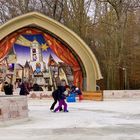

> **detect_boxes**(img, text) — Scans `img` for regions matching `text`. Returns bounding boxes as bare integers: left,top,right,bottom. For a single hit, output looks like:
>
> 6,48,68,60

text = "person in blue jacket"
71,85,83,101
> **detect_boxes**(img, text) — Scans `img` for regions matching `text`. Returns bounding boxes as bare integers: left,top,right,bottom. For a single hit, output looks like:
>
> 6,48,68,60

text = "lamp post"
122,68,127,89
120,67,127,89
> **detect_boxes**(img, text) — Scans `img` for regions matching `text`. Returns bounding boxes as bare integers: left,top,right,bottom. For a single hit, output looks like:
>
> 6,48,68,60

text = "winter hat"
75,87,79,90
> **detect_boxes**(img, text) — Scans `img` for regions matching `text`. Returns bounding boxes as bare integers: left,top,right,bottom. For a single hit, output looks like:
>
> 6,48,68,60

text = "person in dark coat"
19,81,30,95
71,85,76,93
3,82,13,95
50,86,66,111
32,83,40,91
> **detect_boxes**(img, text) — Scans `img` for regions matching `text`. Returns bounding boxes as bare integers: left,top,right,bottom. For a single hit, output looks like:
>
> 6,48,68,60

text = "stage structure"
0,12,102,91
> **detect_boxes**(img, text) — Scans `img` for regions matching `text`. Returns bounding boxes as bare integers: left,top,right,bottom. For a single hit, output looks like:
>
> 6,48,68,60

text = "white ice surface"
0,99,140,140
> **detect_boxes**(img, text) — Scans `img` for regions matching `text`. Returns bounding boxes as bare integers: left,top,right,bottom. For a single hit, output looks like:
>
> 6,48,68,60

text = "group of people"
0,80,39,96
50,84,83,113
0,80,29,96
0,79,83,113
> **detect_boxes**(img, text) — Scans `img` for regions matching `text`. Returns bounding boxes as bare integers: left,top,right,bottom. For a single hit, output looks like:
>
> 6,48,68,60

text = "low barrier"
29,91,52,99
103,90,140,99
82,91,103,101
29,91,104,101
0,95,28,125
0,91,52,99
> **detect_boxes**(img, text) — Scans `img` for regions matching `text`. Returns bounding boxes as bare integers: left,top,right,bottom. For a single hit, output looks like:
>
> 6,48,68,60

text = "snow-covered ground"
0,98,140,140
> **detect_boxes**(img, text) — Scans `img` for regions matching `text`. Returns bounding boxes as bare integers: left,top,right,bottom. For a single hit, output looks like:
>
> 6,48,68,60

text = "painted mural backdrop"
0,28,83,91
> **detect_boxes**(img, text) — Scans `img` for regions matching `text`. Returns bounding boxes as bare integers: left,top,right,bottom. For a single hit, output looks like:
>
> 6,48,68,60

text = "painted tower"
30,39,46,72
30,39,42,62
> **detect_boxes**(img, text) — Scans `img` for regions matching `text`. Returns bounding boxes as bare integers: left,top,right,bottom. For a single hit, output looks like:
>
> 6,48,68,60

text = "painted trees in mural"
0,28,82,91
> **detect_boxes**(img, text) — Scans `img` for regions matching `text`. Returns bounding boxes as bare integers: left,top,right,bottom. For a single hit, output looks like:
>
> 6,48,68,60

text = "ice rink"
0,98,140,140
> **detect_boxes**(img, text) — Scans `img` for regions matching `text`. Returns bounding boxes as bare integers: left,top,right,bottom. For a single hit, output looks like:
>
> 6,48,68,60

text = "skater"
70,85,76,93
54,85,70,112
50,86,66,111
71,85,83,101
75,87,83,101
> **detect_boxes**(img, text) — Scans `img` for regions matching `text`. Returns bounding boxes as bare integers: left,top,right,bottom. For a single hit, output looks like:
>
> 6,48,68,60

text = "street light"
120,67,127,89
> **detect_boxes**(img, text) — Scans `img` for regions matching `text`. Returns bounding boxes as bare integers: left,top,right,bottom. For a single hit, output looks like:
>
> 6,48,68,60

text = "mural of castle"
0,33,74,91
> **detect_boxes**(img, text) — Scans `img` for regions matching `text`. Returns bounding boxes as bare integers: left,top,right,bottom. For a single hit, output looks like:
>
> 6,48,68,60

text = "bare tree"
92,0,140,89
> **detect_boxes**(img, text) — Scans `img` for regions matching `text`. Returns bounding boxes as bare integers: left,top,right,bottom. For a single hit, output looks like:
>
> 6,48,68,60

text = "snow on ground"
0,98,140,140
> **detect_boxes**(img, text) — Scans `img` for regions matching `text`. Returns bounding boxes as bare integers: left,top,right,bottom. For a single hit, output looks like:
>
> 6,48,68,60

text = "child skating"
54,85,70,112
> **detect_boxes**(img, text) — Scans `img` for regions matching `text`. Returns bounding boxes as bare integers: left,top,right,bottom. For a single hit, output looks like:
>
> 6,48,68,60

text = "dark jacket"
4,84,13,95
19,82,29,95
52,86,66,100
75,89,82,95
58,86,67,100
33,83,40,91
59,92,67,100
71,85,76,92
52,89,60,100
